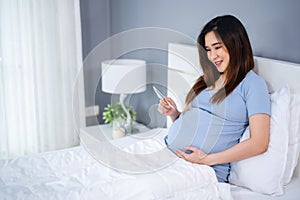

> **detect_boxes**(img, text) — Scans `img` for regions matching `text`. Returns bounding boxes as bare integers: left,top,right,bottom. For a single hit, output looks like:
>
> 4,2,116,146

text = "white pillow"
282,94,300,184
229,86,290,196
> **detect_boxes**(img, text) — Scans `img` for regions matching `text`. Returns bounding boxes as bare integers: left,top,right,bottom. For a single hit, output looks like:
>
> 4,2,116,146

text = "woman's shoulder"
241,70,266,86
244,70,263,81
239,70,268,95
234,70,268,95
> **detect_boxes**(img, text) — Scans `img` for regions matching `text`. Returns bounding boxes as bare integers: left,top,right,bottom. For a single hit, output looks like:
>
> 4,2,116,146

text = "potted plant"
102,102,136,138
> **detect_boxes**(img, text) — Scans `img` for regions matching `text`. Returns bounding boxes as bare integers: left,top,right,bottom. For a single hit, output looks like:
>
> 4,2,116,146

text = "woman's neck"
209,74,225,91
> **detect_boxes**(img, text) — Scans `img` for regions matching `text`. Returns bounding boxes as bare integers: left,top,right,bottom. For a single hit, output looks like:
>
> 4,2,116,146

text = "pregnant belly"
165,108,226,154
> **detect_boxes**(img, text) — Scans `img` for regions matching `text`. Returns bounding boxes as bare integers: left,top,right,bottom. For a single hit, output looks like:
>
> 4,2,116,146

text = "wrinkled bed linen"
0,128,232,200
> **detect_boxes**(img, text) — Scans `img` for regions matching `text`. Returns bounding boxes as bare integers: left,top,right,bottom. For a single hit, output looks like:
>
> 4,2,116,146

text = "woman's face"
204,31,230,73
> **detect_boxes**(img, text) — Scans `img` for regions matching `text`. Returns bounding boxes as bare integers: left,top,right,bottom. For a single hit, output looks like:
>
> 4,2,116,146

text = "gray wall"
80,0,111,126
110,0,300,63
80,0,110,59
81,0,300,126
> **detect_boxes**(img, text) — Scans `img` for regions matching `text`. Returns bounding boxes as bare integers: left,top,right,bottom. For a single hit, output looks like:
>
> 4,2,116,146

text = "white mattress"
0,128,232,200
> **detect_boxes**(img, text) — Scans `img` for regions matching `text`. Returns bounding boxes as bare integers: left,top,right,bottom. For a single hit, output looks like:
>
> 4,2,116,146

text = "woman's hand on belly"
175,146,208,165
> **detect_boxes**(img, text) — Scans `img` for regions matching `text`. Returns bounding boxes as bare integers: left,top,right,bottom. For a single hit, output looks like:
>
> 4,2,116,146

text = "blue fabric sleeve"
244,74,271,117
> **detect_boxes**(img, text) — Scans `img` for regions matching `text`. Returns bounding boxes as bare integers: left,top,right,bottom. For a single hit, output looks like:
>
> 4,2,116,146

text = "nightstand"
80,122,150,142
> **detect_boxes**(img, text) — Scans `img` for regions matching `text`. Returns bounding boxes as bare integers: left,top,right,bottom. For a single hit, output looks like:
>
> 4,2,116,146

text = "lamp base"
119,94,132,134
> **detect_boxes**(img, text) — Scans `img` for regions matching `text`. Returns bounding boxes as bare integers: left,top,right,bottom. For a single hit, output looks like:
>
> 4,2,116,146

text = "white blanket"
0,128,232,200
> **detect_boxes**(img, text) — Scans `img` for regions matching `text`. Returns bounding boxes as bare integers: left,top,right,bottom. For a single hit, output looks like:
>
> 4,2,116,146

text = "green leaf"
102,102,136,124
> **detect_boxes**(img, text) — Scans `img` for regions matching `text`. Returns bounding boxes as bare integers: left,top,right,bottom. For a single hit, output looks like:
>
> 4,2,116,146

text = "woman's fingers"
176,147,208,164
161,98,172,109
175,149,185,159
165,97,176,108
158,98,174,115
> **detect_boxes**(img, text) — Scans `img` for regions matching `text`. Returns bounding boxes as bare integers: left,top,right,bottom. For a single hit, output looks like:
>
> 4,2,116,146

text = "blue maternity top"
165,70,271,182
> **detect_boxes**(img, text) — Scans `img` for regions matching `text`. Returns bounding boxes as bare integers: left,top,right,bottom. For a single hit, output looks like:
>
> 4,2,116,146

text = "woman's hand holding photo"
158,97,181,121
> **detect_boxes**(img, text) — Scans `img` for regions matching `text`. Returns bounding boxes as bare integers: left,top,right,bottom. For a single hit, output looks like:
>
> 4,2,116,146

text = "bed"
1,43,300,200
0,128,232,200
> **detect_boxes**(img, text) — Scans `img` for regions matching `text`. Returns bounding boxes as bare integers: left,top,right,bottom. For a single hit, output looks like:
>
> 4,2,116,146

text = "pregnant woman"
158,15,271,183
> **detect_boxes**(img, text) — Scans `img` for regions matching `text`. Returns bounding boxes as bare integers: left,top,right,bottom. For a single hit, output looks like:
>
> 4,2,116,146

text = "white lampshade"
101,59,147,94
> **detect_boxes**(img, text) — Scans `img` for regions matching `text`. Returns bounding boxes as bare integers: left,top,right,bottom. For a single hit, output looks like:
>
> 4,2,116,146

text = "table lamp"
101,59,146,134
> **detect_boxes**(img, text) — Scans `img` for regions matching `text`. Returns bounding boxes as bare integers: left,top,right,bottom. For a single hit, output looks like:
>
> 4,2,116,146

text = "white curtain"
0,0,86,158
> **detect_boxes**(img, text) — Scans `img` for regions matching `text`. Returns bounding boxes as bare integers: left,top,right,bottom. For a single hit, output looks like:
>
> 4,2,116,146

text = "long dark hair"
186,15,254,104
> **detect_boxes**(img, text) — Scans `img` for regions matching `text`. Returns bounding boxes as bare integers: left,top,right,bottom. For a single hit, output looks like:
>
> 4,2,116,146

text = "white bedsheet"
230,177,300,200
0,128,232,200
